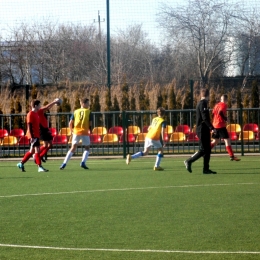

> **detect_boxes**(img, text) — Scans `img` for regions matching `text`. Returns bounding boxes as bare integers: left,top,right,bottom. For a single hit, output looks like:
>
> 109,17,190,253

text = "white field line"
0,243,260,254
0,183,257,199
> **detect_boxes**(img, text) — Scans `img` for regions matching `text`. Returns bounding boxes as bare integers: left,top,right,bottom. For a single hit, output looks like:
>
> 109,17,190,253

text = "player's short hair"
31,99,40,108
222,94,228,101
200,88,209,98
157,107,165,116
80,98,89,104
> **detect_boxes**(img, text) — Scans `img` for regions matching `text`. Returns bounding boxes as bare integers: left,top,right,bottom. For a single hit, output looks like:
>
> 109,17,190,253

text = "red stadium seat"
243,123,258,138
228,131,238,141
49,127,57,136
52,135,68,145
142,126,149,133
90,134,102,144
0,129,8,139
10,128,25,138
108,126,123,136
175,125,191,135
18,136,30,146
119,133,135,143
187,132,199,142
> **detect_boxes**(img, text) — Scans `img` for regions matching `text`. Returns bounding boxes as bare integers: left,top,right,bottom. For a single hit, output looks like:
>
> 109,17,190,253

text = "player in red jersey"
211,94,240,161
36,98,60,162
17,99,49,172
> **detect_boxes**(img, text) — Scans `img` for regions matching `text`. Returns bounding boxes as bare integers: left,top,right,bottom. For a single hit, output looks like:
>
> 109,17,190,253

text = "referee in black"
184,88,217,174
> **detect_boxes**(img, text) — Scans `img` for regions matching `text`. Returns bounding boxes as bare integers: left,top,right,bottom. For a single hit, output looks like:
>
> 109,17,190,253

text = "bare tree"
158,0,240,87
233,8,260,76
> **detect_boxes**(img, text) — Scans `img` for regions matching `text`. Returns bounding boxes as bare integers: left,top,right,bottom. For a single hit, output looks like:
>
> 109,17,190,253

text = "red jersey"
26,111,40,138
212,102,227,128
37,108,48,128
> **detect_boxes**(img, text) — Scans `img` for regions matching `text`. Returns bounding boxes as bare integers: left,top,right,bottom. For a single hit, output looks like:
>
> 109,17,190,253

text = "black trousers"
188,127,211,171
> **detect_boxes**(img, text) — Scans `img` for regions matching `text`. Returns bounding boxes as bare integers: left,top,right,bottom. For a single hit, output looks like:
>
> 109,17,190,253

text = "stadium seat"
92,126,107,136
127,125,140,135
187,132,199,142
163,132,169,142
142,126,149,133
228,131,238,141
59,127,71,136
49,127,57,136
243,123,258,138
90,134,102,144
226,124,241,135
1,136,18,146
169,132,186,143
256,131,260,140
135,133,147,143
102,133,118,144
52,135,68,145
18,136,30,146
175,125,191,135
0,129,8,139
239,131,255,142
10,128,25,139
164,125,174,135
119,133,136,143
108,126,123,136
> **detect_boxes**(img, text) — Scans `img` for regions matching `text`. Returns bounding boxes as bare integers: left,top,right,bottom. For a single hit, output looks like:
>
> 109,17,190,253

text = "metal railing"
0,108,260,158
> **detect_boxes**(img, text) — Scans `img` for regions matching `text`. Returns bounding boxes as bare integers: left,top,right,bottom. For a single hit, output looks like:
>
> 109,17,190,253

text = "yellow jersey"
146,117,166,140
72,108,91,135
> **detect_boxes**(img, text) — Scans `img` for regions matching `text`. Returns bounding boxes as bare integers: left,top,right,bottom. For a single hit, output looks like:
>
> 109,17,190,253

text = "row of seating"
1,123,259,146
1,123,258,138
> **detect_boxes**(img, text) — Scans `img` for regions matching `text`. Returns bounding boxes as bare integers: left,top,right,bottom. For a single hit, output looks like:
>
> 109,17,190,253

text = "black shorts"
213,127,229,139
40,126,53,141
30,138,40,147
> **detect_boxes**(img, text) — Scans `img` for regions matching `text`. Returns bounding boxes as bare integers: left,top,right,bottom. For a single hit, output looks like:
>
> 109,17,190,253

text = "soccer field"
0,156,260,260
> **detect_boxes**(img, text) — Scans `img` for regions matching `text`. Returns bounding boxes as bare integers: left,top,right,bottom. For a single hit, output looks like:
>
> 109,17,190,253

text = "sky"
0,0,259,45
0,0,172,44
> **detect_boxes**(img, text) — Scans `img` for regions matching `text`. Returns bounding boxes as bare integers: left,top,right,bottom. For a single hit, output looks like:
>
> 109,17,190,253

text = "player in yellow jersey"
60,98,92,170
126,107,166,171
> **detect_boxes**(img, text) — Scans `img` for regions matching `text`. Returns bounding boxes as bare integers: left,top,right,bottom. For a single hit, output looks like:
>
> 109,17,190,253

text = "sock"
40,146,50,158
155,153,163,167
131,151,144,159
82,150,89,163
63,151,73,164
34,152,41,166
226,145,234,157
39,146,45,154
21,151,33,164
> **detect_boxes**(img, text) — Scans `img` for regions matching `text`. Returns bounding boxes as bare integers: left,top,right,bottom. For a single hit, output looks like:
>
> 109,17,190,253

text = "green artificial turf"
0,155,260,260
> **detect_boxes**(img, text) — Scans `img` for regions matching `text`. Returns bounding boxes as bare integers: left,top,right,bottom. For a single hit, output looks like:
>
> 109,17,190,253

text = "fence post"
239,106,244,156
122,111,127,158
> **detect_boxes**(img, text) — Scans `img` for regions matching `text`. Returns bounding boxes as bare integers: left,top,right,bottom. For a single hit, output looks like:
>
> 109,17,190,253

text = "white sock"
63,151,73,164
82,150,89,163
155,154,163,167
132,151,143,159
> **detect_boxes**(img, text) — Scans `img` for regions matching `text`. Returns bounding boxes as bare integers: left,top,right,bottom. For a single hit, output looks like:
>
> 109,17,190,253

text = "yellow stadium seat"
135,133,147,143
169,132,186,143
127,126,140,135
1,136,18,146
239,131,255,141
164,125,174,135
102,134,118,144
59,127,71,136
226,124,241,134
92,127,107,136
